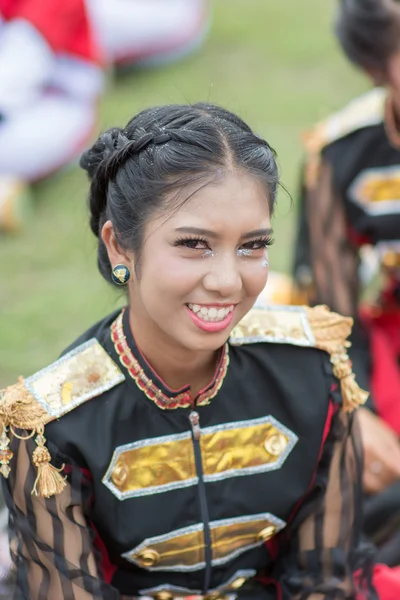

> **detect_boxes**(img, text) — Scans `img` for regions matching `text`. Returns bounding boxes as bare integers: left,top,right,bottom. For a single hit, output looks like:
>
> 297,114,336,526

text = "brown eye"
175,237,210,250
241,238,273,251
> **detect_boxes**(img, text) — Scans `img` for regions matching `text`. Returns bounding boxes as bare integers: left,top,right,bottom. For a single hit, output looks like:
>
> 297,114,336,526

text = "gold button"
136,548,160,567
154,592,173,600
264,433,287,456
111,460,128,488
230,577,247,590
257,525,276,542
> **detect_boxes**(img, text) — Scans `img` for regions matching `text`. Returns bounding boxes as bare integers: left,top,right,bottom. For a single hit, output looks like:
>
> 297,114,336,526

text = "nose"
202,253,242,297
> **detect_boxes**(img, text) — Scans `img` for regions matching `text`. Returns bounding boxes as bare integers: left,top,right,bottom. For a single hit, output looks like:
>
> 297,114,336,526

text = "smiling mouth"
187,303,235,323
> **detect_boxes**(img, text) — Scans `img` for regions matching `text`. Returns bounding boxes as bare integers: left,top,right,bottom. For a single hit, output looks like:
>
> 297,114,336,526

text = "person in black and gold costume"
0,104,374,599
293,0,400,570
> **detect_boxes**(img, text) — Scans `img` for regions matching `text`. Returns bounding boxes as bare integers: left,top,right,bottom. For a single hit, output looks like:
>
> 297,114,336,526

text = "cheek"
241,259,269,297
141,251,204,296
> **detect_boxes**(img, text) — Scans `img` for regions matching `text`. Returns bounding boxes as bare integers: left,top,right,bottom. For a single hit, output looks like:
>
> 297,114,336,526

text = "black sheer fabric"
293,161,360,318
277,409,375,599
293,162,373,409
2,435,119,600
2,408,374,600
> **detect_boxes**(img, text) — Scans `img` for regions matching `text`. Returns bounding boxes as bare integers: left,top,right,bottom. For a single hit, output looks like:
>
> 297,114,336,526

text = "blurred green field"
0,0,367,386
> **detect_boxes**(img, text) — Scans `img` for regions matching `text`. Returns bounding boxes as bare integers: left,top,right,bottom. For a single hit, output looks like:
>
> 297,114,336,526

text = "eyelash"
174,236,274,251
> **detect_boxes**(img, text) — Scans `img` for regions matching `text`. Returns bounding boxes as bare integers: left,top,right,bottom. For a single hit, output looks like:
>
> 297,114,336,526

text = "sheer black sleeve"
293,160,360,318
275,408,376,599
2,434,121,600
293,161,374,408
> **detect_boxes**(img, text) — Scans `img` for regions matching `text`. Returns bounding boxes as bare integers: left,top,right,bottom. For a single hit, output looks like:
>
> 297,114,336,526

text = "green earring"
111,264,131,286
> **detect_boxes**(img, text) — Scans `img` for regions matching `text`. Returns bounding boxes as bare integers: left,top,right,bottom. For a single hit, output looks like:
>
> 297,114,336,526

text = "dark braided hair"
80,103,279,285
335,0,400,72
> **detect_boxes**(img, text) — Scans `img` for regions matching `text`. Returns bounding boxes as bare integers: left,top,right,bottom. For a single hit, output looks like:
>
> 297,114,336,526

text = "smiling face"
104,170,272,354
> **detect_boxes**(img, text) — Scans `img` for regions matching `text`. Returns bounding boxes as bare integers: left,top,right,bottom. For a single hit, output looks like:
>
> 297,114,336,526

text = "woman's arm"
294,159,360,317
2,434,120,600
275,408,377,599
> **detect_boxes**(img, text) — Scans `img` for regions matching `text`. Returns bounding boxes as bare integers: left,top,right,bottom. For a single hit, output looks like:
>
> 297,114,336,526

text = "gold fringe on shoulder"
231,305,369,413
303,88,386,189
305,306,369,412
0,378,66,498
0,338,124,497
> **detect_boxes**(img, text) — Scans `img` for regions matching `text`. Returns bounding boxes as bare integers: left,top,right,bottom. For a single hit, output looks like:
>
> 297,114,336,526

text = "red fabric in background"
0,0,101,61
370,564,400,600
361,307,400,435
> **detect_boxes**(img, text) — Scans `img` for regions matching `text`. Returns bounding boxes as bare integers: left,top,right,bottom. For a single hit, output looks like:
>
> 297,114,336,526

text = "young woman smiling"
0,103,373,599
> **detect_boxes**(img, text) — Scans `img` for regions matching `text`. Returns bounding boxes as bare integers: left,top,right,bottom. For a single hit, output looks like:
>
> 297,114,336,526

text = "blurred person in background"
292,0,400,569
86,0,209,69
0,0,210,234
0,0,104,232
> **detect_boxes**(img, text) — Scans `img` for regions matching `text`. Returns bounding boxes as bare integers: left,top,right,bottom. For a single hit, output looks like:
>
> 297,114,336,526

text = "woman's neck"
128,309,219,397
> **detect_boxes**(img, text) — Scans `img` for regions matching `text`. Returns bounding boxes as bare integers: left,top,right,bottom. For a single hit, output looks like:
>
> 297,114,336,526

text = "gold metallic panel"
210,516,279,564
200,418,296,481
104,433,197,499
24,339,125,418
349,167,400,207
123,513,285,571
125,525,205,570
103,417,297,499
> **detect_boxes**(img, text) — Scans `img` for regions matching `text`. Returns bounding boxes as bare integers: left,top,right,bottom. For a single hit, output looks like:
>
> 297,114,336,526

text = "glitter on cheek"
237,248,253,257
262,250,269,268
202,249,216,258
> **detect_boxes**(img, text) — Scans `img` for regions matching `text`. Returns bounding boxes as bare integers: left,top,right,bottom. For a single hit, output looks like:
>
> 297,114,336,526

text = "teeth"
187,304,234,322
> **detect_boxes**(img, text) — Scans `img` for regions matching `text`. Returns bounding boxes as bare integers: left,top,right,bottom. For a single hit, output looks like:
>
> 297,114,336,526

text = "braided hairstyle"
335,0,400,71
80,103,279,285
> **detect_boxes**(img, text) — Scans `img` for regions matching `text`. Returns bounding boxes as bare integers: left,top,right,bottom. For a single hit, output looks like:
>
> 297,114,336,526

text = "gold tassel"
340,374,370,413
330,348,369,412
31,428,66,498
0,426,13,478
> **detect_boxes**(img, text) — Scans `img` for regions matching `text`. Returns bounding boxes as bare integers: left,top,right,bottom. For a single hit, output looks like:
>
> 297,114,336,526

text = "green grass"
0,0,368,386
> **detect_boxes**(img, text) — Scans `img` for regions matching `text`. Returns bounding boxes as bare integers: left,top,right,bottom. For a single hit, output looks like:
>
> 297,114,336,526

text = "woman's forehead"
157,171,270,229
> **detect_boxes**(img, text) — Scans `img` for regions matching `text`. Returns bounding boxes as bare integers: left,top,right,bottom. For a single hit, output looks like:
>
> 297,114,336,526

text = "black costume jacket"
0,306,373,599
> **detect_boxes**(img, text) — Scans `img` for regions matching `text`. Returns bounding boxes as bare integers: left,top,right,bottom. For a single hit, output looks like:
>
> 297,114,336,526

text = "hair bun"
79,127,123,179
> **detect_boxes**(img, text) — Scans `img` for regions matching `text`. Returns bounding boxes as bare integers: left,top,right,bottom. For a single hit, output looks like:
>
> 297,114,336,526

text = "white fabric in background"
0,94,96,180
86,0,206,63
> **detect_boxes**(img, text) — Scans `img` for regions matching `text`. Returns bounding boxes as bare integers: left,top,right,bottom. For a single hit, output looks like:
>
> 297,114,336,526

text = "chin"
183,330,232,353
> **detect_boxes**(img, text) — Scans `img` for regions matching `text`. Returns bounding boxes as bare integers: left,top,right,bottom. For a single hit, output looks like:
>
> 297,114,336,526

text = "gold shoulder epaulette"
0,339,124,498
304,87,386,188
230,305,369,413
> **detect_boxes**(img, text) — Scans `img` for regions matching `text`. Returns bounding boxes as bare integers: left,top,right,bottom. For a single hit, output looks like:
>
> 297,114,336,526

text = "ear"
101,220,133,269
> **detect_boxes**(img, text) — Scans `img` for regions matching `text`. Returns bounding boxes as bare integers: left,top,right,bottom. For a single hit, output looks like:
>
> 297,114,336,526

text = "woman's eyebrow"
174,227,273,239
241,228,273,240
174,226,219,238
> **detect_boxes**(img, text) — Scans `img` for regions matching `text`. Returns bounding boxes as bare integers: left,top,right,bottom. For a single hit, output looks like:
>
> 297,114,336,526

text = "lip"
185,305,235,333
188,302,236,307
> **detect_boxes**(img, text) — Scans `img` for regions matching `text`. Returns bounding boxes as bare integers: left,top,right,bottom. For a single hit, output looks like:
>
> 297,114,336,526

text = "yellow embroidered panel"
122,513,286,571
230,306,314,347
103,416,297,500
23,339,125,418
349,166,400,215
